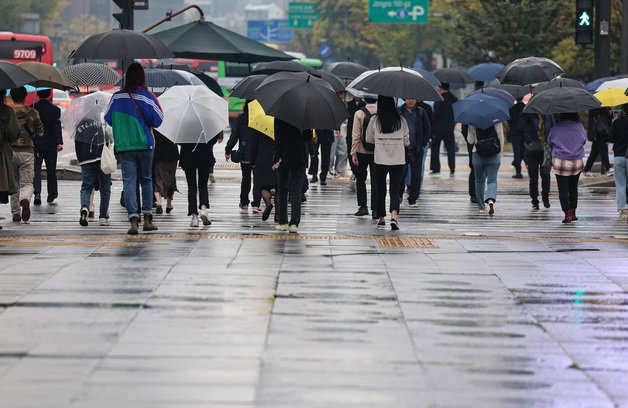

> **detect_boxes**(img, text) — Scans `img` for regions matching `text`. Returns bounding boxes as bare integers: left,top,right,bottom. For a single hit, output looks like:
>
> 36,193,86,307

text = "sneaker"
89,204,95,218
46,195,57,203
289,224,298,233
583,172,591,177
390,218,399,230
310,175,318,183
408,200,417,207
252,207,262,214
166,206,174,214
320,180,327,185
429,171,440,175
377,220,385,229
354,206,369,216
79,208,89,226
99,218,110,226
620,209,628,220
33,194,41,206
449,172,455,177
262,204,273,221
478,208,485,213
239,203,248,211
12,213,21,222
155,205,163,214
488,200,495,215
200,210,211,225
20,199,30,222
470,196,477,203
532,202,540,210
543,198,551,209
209,174,216,183
276,224,289,231
512,173,523,179
349,174,356,181
190,214,199,227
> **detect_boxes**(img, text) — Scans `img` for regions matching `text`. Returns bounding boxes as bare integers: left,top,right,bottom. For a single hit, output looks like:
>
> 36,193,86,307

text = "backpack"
360,107,375,152
475,126,501,157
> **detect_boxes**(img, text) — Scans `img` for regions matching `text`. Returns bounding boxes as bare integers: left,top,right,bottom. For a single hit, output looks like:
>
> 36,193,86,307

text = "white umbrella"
595,78,628,92
346,67,428,99
156,85,228,144
61,91,113,144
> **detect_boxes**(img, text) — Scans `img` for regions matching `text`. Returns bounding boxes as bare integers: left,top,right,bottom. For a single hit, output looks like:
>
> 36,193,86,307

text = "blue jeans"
614,156,628,211
419,145,429,192
119,150,154,219
473,152,500,209
80,161,111,219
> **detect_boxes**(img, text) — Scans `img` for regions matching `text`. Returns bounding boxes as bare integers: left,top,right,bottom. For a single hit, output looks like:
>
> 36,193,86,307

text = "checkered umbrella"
62,63,121,86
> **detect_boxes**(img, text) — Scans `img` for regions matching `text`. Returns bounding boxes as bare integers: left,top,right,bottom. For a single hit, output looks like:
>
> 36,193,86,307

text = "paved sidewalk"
0,156,627,407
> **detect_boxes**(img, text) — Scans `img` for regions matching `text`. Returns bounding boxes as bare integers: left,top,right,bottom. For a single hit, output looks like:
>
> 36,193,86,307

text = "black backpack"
475,126,501,157
360,107,375,152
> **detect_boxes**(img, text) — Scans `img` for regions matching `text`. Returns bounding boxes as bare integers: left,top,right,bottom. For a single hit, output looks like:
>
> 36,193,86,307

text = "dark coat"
249,130,277,188
33,99,62,153
179,139,216,170
273,119,309,169
433,91,458,133
225,111,252,163
398,104,431,152
153,130,179,162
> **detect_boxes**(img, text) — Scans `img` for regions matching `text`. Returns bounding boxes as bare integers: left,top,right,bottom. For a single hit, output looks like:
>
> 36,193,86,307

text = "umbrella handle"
191,130,205,152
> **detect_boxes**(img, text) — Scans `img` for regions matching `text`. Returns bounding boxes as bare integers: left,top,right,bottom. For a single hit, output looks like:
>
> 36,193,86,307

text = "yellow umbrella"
248,99,275,140
593,88,628,107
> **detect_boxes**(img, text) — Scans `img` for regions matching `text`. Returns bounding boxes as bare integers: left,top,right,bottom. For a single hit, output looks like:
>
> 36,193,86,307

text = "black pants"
555,173,580,213
583,139,610,173
184,165,210,215
346,134,357,174
467,142,475,198
240,163,261,207
308,139,333,181
34,150,58,198
510,131,525,174
526,150,550,204
355,152,377,211
375,164,403,218
430,130,455,173
400,150,423,202
277,166,306,226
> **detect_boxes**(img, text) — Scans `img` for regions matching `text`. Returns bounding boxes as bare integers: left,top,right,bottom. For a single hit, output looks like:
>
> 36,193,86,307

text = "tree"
0,0,59,31
60,15,112,64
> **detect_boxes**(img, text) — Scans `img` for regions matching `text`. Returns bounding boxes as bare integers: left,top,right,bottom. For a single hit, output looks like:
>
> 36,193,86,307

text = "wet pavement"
1,151,627,407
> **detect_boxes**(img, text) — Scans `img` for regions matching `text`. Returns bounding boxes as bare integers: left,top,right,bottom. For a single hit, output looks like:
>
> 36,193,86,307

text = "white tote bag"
100,143,116,174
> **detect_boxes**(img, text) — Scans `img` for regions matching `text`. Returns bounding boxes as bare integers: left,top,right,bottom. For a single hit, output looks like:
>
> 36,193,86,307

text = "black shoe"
532,202,540,210
543,198,550,209
310,176,318,183
301,195,307,202
470,196,477,203
429,170,440,175
79,208,88,226
354,206,369,216
46,195,57,203
377,220,385,229
120,191,125,207
320,180,327,185
33,194,41,206
512,174,523,179
155,205,163,214
166,206,173,214
390,218,399,230
262,204,273,221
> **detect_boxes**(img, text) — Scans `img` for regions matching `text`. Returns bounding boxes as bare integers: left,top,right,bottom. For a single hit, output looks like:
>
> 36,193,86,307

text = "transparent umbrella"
61,91,113,145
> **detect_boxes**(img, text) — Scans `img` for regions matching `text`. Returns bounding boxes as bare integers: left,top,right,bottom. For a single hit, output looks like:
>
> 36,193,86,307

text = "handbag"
230,149,242,163
100,143,116,174
524,137,543,153
405,147,415,164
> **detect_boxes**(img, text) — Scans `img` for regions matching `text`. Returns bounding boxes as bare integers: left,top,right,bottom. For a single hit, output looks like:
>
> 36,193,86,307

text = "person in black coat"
508,99,526,178
430,83,458,176
346,96,366,176
307,128,334,184
583,107,613,175
249,129,278,222
33,89,62,205
399,99,431,205
153,130,179,214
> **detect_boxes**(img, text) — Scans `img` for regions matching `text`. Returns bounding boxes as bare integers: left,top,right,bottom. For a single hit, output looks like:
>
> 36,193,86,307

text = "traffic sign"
368,0,429,24
319,45,331,57
289,2,320,29
247,20,293,43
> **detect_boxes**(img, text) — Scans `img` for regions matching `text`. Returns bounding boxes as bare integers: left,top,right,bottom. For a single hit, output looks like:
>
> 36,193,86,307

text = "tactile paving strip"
376,236,439,248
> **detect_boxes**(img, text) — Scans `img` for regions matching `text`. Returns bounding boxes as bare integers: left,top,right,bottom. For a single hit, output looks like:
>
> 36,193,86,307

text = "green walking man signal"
575,0,593,45
578,10,591,27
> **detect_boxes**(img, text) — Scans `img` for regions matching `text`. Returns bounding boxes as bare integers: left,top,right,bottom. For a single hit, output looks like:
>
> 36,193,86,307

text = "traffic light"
575,0,594,45
113,0,134,30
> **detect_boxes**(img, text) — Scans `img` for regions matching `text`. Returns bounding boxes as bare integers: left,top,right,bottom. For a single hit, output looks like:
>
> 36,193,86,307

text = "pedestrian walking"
104,62,163,235
547,112,587,223
307,128,334,185
508,98,526,178
33,89,62,205
208,134,222,184
522,113,555,209
430,83,458,176
398,98,431,205
248,128,278,222
365,95,410,230
608,104,628,220
152,129,178,215
9,86,44,224
346,95,366,178
179,139,215,227
583,107,612,176
0,92,21,228
467,123,504,214
330,121,348,177
351,97,378,217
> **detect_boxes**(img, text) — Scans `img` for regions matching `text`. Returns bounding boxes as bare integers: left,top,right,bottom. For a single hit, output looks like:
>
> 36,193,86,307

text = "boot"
128,216,139,235
571,209,578,221
562,209,572,224
143,214,158,231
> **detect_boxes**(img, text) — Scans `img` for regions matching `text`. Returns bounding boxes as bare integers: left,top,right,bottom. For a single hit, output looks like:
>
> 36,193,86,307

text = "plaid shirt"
552,157,584,176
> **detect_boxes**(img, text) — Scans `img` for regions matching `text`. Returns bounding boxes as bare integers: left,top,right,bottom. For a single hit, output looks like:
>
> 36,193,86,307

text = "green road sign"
289,2,320,29
369,0,429,24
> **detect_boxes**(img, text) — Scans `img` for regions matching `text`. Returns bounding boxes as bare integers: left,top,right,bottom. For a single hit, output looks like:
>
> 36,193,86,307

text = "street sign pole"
595,0,611,78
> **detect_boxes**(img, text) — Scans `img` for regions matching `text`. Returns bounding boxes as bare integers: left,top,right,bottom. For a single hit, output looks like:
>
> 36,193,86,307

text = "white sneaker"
190,214,199,227
620,209,628,221
200,209,211,225
99,218,110,226
289,224,298,233
276,224,289,231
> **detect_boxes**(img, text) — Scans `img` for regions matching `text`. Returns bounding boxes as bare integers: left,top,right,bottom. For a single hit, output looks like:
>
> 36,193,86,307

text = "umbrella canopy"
156,85,228,144
532,78,584,94
150,20,293,63
594,89,628,107
349,67,443,101
523,87,601,114
17,62,76,91
595,78,628,92
585,76,617,93
433,67,475,84
453,93,510,129
252,71,349,130
248,99,274,139
411,68,441,87
61,91,113,145
154,64,223,96
70,29,174,60
115,69,203,89
0,61,38,89
318,71,346,92
493,83,532,100
496,57,564,86
468,87,515,108
251,60,320,76
321,61,368,80
466,63,504,82
230,74,268,100
155,63,201,74
62,63,121,86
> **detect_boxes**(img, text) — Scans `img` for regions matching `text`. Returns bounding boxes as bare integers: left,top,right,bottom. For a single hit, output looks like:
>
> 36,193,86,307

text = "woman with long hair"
365,95,410,230
0,91,21,227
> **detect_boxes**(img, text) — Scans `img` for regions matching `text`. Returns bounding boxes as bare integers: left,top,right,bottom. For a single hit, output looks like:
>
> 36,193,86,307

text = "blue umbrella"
411,68,441,87
585,76,617,93
467,63,504,82
453,93,510,129
468,87,515,108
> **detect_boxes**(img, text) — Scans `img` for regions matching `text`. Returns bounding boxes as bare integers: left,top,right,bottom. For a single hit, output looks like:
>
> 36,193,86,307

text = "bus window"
0,33,53,65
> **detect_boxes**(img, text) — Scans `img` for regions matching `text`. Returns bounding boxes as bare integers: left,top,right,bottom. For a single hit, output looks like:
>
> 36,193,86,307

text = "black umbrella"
155,63,201,74
350,67,443,101
433,68,475,84
493,83,532,100
0,61,37,89
251,60,320,77
230,74,268,100
522,86,601,114
318,71,346,92
154,64,223,96
252,71,349,130
496,57,564,86
150,20,293,64
69,29,174,60
62,63,121,86
321,61,368,80
531,78,584,94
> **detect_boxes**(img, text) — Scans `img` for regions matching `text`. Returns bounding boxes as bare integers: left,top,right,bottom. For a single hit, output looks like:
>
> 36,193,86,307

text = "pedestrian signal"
575,0,593,45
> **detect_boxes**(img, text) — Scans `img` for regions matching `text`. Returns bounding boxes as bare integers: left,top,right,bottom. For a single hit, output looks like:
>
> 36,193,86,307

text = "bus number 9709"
13,49,36,59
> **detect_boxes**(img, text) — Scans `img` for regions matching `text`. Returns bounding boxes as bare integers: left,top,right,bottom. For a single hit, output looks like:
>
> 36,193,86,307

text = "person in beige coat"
351,97,378,217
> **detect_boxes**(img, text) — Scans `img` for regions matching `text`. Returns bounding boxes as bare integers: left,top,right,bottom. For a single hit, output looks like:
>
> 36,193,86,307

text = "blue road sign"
319,45,331,57
247,20,293,43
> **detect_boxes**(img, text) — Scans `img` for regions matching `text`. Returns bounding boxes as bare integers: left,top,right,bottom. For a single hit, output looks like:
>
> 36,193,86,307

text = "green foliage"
0,0,58,31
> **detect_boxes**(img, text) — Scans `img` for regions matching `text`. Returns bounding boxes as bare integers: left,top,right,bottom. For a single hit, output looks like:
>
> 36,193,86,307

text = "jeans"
277,166,305,226
80,161,111,219
472,152,500,209
34,150,58,199
400,149,423,202
614,156,628,211
10,151,35,215
355,153,377,211
119,150,154,219
419,144,429,193
430,130,455,173
555,174,580,213
240,163,260,207
184,164,210,215
526,150,550,205
584,139,610,173
375,164,403,218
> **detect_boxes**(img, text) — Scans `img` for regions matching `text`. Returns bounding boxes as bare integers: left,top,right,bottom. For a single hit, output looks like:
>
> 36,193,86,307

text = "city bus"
0,32,53,65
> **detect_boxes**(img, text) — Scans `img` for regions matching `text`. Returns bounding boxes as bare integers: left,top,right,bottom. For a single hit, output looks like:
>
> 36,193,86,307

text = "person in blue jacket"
105,63,163,235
